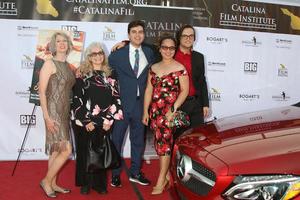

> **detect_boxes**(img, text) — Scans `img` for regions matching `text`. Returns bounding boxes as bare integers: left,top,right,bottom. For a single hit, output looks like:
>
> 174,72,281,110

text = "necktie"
133,49,139,76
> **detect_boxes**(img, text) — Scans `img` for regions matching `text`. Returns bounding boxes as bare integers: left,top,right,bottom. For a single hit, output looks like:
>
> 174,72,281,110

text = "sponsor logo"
249,115,263,121
278,64,288,77
272,91,290,101
244,62,258,73
242,36,262,47
61,25,78,32
209,88,221,101
15,87,30,99
0,1,17,16
208,61,226,66
17,26,38,31
144,21,182,41
207,61,226,72
275,38,292,49
21,55,34,70
20,114,36,126
220,4,276,31
103,26,116,41
206,36,228,44
239,94,260,101
18,148,43,153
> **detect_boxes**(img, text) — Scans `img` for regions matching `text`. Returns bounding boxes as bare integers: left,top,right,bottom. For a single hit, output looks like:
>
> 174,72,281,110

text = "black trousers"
72,123,107,191
173,96,205,141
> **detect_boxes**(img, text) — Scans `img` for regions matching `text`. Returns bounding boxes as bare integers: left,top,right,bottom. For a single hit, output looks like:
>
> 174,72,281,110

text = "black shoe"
129,172,150,186
92,186,108,194
111,175,122,187
80,186,90,195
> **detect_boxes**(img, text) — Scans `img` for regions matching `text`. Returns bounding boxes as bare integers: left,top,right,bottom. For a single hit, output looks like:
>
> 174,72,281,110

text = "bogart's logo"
103,26,116,41
0,1,17,16
206,36,228,44
278,64,288,77
209,88,221,101
219,3,276,31
239,94,260,101
21,55,34,70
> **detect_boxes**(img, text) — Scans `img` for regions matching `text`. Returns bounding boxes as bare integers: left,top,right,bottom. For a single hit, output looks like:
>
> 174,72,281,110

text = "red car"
170,102,300,200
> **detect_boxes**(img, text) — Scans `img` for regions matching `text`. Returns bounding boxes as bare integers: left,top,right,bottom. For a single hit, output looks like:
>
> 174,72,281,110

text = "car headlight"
223,175,300,200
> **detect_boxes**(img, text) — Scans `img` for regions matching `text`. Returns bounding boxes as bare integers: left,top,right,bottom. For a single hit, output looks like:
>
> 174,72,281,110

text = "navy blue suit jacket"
108,45,155,114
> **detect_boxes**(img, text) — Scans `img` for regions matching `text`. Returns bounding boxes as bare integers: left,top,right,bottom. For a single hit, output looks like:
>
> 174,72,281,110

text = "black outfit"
180,50,209,126
173,50,209,141
72,70,123,193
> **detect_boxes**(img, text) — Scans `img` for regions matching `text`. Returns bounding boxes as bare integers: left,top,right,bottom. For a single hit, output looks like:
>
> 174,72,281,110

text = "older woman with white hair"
72,42,123,195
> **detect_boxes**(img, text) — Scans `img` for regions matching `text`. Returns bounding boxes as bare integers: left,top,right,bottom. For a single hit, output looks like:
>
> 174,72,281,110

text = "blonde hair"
49,31,73,55
79,42,112,77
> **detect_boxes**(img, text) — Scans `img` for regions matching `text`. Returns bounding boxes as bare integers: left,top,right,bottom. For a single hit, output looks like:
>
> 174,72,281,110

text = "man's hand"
203,106,209,118
111,41,126,52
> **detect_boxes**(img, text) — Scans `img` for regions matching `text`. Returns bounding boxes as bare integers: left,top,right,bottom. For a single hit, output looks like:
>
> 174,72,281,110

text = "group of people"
38,20,209,198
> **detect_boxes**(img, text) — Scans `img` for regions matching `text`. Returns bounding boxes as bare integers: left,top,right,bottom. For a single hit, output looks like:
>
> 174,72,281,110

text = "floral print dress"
149,68,187,156
72,70,123,128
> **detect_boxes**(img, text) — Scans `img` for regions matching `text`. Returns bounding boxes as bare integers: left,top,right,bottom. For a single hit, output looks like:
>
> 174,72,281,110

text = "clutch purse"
169,110,190,128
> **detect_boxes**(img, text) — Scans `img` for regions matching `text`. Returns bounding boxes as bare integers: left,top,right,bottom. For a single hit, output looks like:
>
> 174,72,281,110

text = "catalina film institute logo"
103,26,116,41
272,91,290,101
244,62,258,73
21,55,34,70
242,36,262,47
210,88,221,101
278,64,288,77
0,1,17,16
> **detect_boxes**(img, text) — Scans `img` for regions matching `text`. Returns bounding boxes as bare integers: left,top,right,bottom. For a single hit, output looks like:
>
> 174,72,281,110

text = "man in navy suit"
108,20,155,187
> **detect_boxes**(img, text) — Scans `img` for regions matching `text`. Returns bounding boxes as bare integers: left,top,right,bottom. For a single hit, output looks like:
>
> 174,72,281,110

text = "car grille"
178,157,216,196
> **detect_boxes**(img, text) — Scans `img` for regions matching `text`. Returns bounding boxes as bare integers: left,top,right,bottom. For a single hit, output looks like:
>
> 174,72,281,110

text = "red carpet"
0,159,173,200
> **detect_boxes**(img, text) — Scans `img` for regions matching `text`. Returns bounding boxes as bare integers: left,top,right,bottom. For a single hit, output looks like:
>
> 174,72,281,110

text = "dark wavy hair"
175,24,196,44
127,20,145,33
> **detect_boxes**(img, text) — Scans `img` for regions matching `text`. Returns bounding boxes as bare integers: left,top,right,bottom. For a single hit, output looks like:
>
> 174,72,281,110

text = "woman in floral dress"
142,35,189,195
72,42,123,195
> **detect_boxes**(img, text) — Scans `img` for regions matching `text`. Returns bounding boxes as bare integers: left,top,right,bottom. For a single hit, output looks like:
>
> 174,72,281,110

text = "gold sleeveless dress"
45,60,75,155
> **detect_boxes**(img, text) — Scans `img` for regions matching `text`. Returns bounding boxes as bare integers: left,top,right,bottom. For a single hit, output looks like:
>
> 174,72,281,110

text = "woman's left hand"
103,123,111,131
165,108,175,123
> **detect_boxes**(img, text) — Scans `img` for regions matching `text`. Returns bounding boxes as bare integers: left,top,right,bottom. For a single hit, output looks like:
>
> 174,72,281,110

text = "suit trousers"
111,97,145,176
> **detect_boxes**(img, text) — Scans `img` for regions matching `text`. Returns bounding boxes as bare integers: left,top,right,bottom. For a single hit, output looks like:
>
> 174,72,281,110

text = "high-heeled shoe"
151,179,169,195
40,181,57,198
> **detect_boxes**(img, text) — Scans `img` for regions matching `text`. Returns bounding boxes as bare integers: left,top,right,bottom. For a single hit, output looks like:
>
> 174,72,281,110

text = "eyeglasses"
160,46,176,51
89,51,104,57
181,34,195,40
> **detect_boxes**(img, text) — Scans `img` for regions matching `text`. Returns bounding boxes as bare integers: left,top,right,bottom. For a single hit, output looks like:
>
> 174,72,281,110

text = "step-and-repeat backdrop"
0,0,300,160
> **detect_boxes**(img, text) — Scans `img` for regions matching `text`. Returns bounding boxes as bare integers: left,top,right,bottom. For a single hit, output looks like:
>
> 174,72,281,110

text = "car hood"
178,105,300,175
